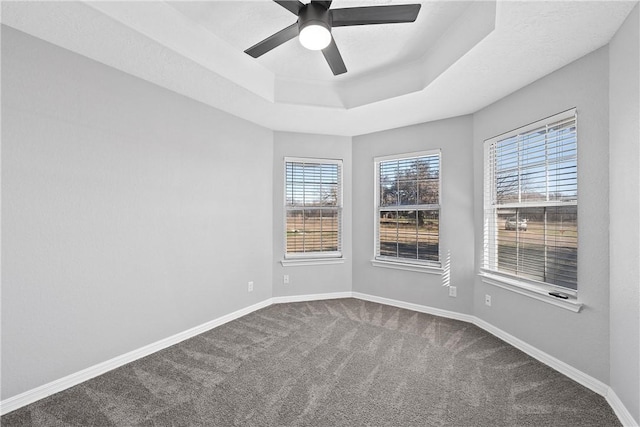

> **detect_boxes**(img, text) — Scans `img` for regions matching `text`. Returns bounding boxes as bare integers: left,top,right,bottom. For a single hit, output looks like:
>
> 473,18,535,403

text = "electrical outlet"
449,286,457,297
485,294,491,306
283,275,290,284
248,281,254,292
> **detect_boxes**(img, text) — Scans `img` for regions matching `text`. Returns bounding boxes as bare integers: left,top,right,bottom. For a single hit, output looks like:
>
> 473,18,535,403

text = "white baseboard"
2,291,636,427
271,291,352,304
0,294,350,415
473,317,609,396
353,291,637,424
352,292,475,324
0,299,272,416
606,387,640,427
353,292,610,394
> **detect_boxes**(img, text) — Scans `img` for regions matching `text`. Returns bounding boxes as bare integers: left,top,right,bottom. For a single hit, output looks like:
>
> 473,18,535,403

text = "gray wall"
1,27,274,399
472,47,611,383
609,3,640,422
3,9,639,421
272,132,352,297
352,116,475,315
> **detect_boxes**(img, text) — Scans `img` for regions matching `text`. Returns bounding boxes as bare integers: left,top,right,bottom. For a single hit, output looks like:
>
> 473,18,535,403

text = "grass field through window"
378,211,439,261
286,214,339,253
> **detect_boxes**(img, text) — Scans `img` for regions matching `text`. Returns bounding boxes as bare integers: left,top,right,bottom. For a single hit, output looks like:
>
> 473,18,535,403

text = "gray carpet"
1,298,621,426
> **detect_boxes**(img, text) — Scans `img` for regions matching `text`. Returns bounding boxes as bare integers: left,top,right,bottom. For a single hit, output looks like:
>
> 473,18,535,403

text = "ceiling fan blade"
274,0,304,15
322,38,347,75
330,4,421,27
311,0,332,9
244,23,299,58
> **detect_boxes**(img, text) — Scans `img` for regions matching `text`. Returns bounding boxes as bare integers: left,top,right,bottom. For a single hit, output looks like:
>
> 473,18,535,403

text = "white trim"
480,272,583,312
2,291,634,427
606,387,640,427
480,269,578,298
472,317,608,396
353,291,605,396
281,257,345,267
496,200,578,209
271,291,352,304
482,108,579,293
374,149,441,163
485,108,577,145
370,258,443,274
352,292,473,323
0,299,272,416
373,150,442,265
283,156,343,165
283,157,344,258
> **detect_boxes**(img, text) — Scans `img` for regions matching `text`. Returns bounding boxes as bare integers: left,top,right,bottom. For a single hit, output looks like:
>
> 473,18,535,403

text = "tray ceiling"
1,1,636,135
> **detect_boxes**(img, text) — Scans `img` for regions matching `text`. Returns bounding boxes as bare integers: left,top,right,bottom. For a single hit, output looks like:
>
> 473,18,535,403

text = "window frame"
283,157,343,261
481,108,581,309
373,150,442,272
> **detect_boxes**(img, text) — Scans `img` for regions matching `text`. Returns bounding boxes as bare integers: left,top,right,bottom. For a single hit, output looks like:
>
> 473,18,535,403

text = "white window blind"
285,158,342,257
375,151,441,265
483,109,578,290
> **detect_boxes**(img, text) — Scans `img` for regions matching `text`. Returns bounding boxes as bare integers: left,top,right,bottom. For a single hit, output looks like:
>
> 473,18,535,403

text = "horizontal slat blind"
493,115,577,205
376,152,440,264
285,160,341,256
484,110,578,290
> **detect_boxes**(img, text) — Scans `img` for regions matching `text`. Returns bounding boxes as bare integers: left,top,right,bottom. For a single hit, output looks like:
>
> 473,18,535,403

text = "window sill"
479,271,583,313
281,257,345,267
371,259,442,274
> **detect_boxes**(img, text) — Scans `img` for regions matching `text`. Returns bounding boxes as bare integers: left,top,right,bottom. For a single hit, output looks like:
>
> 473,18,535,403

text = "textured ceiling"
166,0,472,81
1,1,637,136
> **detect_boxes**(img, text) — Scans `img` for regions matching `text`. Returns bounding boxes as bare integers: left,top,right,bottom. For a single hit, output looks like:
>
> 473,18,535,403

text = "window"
285,158,342,258
483,109,578,292
374,150,441,267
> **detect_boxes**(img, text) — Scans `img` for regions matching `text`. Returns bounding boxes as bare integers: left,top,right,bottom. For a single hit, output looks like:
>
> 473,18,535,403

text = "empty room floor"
0,298,620,426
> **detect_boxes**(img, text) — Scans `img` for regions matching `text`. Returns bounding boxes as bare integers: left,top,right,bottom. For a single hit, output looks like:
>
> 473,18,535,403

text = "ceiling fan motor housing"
244,1,422,75
298,2,332,34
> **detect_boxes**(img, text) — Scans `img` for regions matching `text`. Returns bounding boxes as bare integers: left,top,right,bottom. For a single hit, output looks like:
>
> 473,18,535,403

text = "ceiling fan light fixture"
244,1,422,76
299,24,331,50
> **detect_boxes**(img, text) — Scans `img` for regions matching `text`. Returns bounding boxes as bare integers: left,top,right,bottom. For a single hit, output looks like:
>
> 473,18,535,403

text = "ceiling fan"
244,0,422,76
